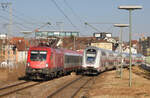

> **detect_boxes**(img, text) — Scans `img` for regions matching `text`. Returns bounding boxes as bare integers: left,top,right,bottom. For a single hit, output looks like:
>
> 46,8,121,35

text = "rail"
0,81,28,90
133,65,150,80
0,81,43,97
47,76,94,98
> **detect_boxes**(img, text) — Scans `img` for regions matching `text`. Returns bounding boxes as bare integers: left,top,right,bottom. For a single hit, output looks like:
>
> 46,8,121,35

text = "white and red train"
25,46,82,79
26,46,145,79
82,46,145,74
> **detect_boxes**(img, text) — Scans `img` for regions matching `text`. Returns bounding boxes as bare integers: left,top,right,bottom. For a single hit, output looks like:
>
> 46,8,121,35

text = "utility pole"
114,24,129,78
9,3,12,36
1,2,12,36
1,2,12,65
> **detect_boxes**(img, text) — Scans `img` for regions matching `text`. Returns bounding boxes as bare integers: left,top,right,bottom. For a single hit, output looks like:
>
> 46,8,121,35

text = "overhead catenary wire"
1,7,40,25
0,15,30,35
1,6,52,31
0,4,35,33
12,8,44,25
1,5,62,33
0,15,9,33
12,8,57,31
0,15,9,22
2,9,35,29
0,14,34,31
51,0,78,30
63,0,84,24
86,22,119,24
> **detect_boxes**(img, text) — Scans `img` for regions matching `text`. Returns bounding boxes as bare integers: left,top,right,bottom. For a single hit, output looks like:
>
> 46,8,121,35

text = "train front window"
86,49,97,63
30,51,47,61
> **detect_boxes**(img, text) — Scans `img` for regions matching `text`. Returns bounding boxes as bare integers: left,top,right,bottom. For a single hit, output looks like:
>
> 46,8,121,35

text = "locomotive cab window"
30,51,47,61
86,49,97,63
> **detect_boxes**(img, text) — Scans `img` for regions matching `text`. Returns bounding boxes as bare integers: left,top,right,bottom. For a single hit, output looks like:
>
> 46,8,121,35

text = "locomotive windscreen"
30,51,47,61
86,49,97,63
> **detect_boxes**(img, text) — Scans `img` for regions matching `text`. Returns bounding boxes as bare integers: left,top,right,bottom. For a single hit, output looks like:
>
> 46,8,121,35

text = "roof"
10,37,29,51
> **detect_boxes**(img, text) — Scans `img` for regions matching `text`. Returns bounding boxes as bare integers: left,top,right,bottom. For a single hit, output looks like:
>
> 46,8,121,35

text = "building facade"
139,37,150,56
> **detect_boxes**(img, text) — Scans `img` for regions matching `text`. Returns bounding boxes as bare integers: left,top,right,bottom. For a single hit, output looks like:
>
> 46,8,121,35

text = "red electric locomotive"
25,46,82,80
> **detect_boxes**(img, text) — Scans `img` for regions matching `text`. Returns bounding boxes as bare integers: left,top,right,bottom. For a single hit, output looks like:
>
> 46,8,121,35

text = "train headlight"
27,63,30,67
46,63,48,67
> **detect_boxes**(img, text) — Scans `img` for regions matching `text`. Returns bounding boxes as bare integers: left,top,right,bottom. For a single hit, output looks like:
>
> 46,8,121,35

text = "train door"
101,51,107,71
64,54,71,71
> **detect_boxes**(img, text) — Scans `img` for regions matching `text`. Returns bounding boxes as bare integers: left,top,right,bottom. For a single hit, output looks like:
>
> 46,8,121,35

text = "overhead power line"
84,22,101,32
0,15,32,32
2,9,35,29
0,13,34,32
12,8,44,27
1,4,47,31
0,15,9,22
63,0,83,24
51,0,78,29
87,22,119,24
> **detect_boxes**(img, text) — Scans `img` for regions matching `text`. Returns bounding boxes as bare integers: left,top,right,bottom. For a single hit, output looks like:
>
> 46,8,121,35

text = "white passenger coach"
82,46,144,74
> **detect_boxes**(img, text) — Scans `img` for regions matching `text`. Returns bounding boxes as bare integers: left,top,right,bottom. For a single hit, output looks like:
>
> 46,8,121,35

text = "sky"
0,0,149,41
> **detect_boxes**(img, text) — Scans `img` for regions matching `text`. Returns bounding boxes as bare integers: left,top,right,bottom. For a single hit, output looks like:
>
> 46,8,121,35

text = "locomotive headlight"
46,63,48,67
27,63,30,67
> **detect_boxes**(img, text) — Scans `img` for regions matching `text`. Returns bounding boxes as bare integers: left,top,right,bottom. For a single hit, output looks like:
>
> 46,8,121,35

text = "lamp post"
118,5,142,87
114,24,129,79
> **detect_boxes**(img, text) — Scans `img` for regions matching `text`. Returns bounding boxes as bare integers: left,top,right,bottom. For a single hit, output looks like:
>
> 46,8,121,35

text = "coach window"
70,56,74,65
74,56,78,65
86,49,97,63
79,56,82,64
65,55,70,64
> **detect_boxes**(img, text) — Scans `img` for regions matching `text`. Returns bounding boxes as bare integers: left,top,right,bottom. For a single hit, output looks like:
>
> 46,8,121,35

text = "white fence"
17,51,27,62
0,60,16,69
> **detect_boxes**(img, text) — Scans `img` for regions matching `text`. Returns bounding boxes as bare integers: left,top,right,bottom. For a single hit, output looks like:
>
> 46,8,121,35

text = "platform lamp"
114,24,129,79
118,5,142,87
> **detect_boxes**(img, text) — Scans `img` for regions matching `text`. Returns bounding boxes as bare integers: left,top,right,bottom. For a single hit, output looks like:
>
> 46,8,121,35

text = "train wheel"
50,73,55,79
60,70,63,76
63,71,67,76
54,72,57,78
57,71,62,78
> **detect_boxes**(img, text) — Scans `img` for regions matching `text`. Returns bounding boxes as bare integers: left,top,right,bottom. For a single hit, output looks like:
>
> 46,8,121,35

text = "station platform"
88,66,150,98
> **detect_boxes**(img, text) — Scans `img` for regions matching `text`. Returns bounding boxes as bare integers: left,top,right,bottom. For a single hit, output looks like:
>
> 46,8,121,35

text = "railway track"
0,80,42,97
47,76,95,98
132,65,150,80
0,81,28,90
